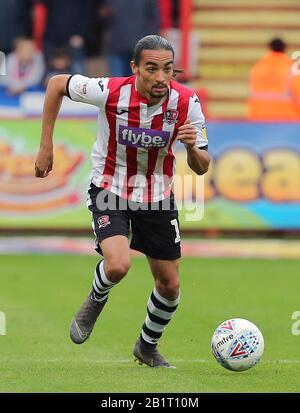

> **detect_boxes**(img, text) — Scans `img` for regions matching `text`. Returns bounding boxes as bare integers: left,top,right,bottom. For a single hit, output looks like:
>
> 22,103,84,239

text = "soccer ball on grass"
211,318,264,371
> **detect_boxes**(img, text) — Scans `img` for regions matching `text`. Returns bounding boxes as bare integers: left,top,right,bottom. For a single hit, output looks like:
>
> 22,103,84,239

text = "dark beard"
149,89,168,98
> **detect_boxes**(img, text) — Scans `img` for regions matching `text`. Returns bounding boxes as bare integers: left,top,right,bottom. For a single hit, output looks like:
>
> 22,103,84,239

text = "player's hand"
35,146,53,178
177,118,197,149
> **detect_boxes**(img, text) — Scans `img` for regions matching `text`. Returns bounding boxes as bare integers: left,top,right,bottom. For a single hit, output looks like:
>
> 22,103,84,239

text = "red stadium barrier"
179,0,192,78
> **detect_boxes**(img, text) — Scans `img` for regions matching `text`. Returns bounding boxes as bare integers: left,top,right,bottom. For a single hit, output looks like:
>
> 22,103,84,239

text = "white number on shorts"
171,219,181,243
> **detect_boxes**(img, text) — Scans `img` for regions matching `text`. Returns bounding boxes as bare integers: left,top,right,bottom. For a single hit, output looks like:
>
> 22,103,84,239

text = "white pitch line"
1,358,300,365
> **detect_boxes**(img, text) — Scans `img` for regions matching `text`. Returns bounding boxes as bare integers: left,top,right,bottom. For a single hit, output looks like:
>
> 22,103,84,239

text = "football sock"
140,287,180,346
92,260,116,302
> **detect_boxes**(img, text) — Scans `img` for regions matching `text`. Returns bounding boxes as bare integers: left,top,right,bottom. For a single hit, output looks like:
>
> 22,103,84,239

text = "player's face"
131,49,174,105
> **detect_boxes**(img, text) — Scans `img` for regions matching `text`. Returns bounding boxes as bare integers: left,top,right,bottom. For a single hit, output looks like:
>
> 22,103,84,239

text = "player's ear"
130,61,138,75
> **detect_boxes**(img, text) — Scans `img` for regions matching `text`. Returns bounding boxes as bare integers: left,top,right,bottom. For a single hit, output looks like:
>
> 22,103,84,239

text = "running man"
35,35,211,368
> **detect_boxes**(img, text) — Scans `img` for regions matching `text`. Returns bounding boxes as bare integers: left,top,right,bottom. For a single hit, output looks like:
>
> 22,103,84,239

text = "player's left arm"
177,94,211,175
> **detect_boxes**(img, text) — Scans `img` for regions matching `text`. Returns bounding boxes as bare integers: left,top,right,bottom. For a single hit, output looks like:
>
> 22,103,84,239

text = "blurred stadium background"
0,0,300,393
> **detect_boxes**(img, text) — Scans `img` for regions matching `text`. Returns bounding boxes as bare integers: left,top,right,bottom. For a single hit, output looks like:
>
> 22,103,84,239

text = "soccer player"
35,35,211,368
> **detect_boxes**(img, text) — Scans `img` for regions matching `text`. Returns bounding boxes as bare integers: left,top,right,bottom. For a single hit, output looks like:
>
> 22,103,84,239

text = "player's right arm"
35,74,70,178
35,74,109,177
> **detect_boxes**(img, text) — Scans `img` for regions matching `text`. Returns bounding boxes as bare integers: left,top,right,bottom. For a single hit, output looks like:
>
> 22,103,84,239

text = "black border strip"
66,75,74,100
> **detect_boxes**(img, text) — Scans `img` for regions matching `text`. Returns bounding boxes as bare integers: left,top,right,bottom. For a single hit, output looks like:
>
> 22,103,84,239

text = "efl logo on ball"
211,318,264,371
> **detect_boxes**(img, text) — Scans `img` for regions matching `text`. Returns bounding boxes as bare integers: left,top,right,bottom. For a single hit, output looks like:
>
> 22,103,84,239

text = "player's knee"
156,278,180,301
105,258,131,282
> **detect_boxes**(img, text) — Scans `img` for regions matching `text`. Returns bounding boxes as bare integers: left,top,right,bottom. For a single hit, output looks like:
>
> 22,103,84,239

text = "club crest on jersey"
98,215,110,228
163,109,179,124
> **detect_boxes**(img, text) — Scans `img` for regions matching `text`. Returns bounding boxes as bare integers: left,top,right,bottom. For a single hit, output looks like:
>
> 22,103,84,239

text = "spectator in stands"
0,0,33,55
5,37,45,95
100,0,159,76
44,48,71,87
248,38,300,120
35,0,98,75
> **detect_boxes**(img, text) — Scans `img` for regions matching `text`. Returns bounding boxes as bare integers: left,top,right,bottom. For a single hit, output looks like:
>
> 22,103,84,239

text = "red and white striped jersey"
68,74,208,202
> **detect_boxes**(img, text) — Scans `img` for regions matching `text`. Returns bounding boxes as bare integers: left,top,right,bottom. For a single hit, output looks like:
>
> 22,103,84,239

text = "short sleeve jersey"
68,74,208,202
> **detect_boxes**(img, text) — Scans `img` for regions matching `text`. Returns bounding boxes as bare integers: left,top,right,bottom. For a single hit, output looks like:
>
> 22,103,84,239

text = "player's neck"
148,96,164,106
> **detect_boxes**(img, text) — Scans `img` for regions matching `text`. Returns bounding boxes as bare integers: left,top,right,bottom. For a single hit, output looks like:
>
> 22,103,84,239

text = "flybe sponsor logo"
118,125,170,149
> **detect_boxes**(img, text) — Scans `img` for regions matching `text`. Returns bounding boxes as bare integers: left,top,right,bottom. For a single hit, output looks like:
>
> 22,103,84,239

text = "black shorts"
87,183,181,260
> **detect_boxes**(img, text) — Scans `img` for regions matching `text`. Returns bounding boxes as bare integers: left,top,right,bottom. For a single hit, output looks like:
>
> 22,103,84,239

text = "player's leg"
91,235,131,300
133,258,180,368
130,197,181,367
70,235,131,344
70,184,131,344
143,257,180,340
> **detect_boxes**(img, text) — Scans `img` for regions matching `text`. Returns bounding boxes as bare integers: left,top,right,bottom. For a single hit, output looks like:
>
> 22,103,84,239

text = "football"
211,318,264,371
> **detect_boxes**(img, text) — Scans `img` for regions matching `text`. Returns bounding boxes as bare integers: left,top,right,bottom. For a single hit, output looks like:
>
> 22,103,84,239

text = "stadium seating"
192,0,300,119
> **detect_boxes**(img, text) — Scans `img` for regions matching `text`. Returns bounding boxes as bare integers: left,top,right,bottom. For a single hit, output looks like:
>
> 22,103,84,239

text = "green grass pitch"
0,254,300,393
